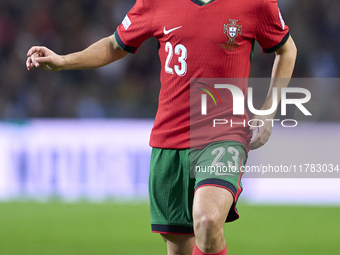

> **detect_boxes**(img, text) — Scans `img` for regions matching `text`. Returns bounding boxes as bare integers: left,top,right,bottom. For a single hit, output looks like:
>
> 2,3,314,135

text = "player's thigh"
191,140,247,223
193,185,234,228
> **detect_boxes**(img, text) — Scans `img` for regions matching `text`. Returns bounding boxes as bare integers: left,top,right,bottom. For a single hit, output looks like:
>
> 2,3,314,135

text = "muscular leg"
193,186,234,253
161,234,195,255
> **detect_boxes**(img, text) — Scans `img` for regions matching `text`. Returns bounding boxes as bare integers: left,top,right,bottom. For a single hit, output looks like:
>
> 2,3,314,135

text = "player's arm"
249,35,297,150
26,35,128,71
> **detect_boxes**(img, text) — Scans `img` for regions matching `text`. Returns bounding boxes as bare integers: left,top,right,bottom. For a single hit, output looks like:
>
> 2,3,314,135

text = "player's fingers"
249,127,271,150
27,46,46,57
26,56,32,70
249,141,263,150
26,59,36,70
26,53,39,70
27,47,38,57
30,54,41,68
249,129,264,150
249,135,261,150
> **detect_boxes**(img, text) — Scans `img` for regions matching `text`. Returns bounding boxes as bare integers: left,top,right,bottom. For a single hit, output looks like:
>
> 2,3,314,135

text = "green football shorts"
149,140,247,235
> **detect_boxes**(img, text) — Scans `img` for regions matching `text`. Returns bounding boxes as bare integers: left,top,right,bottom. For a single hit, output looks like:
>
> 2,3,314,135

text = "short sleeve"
114,0,154,54
255,0,290,53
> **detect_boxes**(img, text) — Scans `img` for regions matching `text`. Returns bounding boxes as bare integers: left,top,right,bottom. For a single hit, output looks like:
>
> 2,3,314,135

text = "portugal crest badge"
224,19,242,45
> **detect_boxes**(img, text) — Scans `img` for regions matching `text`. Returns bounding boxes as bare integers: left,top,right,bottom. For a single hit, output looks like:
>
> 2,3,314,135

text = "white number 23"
165,42,187,77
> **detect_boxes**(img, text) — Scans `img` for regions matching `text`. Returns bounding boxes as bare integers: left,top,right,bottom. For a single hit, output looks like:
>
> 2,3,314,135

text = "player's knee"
194,211,222,234
194,213,225,252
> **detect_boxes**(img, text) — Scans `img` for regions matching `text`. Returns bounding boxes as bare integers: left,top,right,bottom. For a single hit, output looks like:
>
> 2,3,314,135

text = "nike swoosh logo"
163,26,182,35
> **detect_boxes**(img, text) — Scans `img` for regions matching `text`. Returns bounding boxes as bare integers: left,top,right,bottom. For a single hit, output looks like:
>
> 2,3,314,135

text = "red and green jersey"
114,0,289,149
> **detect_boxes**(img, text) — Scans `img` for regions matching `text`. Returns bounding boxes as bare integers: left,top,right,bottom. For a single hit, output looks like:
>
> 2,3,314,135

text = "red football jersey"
115,0,289,149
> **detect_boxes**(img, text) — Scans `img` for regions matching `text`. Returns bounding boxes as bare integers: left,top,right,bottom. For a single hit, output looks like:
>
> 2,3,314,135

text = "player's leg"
192,186,233,254
149,148,196,255
190,141,247,254
161,234,195,255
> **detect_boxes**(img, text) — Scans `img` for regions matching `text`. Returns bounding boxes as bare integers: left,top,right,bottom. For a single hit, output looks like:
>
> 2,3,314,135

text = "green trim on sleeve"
113,31,137,54
263,32,290,54
113,33,125,52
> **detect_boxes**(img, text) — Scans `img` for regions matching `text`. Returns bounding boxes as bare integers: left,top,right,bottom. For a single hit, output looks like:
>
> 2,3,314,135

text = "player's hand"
26,46,64,71
248,115,273,150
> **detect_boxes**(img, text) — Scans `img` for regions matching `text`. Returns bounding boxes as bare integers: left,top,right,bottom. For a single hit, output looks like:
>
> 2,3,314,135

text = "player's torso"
152,0,259,81
150,0,259,144
150,0,260,118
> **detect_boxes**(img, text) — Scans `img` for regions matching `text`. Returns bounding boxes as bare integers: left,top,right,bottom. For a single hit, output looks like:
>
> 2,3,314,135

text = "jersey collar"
190,0,215,6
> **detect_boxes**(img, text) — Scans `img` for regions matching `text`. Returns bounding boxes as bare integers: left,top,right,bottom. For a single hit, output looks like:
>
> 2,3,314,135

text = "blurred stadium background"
0,0,339,254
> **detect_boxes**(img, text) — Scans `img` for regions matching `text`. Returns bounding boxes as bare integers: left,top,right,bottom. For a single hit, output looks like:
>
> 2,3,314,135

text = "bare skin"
161,234,195,255
249,36,297,150
193,186,234,253
26,35,127,71
26,34,296,255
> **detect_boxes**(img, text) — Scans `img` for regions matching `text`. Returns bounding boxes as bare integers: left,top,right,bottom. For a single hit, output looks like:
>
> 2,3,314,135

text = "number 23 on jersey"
165,42,187,77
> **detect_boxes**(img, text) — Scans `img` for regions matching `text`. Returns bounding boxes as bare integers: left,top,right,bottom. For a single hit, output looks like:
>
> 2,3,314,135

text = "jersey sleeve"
114,0,154,54
255,0,290,53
